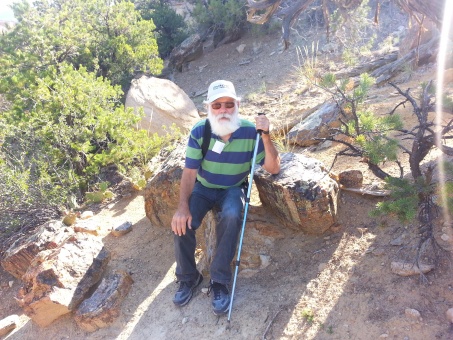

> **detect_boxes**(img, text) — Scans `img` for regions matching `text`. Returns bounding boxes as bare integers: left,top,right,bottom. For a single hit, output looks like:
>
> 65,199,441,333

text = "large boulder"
254,152,339,234
125,76,200,136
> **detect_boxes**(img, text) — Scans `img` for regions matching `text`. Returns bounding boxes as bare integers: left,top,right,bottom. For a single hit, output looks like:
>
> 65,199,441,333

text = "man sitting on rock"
171,79,280,315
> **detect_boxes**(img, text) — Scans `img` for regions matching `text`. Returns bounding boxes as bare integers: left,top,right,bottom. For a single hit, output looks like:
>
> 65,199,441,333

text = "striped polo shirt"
185,118,265,189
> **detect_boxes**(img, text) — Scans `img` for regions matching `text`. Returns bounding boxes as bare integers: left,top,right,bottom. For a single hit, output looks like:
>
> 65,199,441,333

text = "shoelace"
208,282,228,299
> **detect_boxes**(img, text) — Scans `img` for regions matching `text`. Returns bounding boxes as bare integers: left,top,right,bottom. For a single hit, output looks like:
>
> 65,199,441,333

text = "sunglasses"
211,101,235,110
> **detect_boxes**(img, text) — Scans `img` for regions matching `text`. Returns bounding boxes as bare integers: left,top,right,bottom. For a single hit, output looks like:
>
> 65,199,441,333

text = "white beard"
207,107,241,137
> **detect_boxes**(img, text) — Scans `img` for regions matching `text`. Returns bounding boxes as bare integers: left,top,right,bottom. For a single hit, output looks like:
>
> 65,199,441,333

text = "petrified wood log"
1,221,74,279
17,233,110,327
74,271,133,332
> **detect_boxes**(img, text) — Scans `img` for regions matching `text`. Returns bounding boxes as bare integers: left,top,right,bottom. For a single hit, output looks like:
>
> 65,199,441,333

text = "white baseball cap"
205,80,239,103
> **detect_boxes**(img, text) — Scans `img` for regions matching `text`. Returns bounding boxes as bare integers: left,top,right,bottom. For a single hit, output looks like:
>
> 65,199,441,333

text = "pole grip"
257,112,265,134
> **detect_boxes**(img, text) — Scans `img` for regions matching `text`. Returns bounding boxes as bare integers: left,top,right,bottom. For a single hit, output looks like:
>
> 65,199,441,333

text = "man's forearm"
261,134,280,174
178,168,198,208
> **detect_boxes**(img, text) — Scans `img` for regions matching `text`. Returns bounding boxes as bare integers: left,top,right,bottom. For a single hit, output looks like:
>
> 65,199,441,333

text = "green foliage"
359,135,399,164
0,62,167,192
301,308,315,324
0,0,172,234
321,73,336,87
4,0,162,90
378,35,398,52
137,1,189,58
319,73,403,166
86,181,114,204
370,177,421,222
192,0,246,38
330,0,376,65
249,18,281,37
342,73,374,103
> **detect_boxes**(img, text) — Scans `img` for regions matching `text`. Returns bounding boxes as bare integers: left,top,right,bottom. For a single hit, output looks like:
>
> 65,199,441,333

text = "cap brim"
206,93,238,103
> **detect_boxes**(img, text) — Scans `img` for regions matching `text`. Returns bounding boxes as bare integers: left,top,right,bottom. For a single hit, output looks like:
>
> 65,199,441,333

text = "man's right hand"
172,168,198,236
171,206,192,236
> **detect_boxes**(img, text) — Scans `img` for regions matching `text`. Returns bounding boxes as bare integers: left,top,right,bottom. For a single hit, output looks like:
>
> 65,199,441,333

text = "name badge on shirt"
212,140,225,154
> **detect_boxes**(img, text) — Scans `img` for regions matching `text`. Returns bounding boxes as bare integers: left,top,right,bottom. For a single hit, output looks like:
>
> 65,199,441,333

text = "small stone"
391,261,434,276
390,235,404,246
201,287,209,294
446,308,453,323
405,308,422,321
441,234,450,241
182,317,188,325
339,170,363,188
74,271,133,332
372,248,385,256
236,44,246,54
379,334,389,338
8,281,13,288
111,221,133,237
259,255,270,268
365,247,375,253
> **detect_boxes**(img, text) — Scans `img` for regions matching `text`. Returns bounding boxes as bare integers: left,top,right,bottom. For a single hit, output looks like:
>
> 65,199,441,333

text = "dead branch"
247,0,282,25
247,0,445,50
371,36,439,84
262,307,284,340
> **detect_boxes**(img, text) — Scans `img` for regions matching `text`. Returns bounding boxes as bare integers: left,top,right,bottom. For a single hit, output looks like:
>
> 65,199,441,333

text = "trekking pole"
228,112,265,322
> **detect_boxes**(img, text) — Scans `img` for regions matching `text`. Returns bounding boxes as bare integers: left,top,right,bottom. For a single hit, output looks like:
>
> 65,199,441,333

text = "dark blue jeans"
174,181,245,285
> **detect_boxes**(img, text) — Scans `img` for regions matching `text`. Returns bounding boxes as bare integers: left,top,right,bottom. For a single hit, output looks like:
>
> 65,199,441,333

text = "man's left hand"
255,114,270,134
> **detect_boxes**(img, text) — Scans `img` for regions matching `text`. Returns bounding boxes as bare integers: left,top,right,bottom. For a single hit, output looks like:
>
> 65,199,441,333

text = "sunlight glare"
116,262,176,340
436,0,453,226
283,233,375,338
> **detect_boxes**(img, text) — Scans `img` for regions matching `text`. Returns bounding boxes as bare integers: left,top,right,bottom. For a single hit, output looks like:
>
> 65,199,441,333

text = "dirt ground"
1,14,453,340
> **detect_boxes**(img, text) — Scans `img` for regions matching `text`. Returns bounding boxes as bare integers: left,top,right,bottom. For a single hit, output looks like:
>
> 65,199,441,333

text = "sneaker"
172,273,203,307
208,280,230,315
